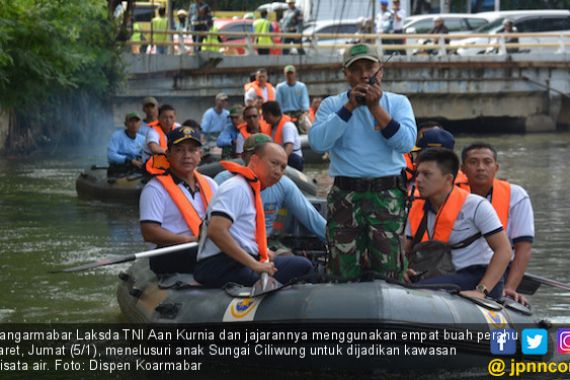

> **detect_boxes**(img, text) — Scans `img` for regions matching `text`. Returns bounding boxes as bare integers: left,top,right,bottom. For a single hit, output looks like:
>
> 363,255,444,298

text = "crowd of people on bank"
107,41,534,306
129,0,305,55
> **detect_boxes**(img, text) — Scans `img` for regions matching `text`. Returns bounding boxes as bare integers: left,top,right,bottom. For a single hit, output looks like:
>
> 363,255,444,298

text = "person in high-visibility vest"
253,9,273,55
130,21,145,54
200,20,221,53
151,6,169,54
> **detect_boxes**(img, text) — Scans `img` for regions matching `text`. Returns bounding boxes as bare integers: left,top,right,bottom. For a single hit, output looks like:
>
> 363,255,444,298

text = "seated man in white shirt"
194,141,313,287
139,126,218,274
261,101,303,171
405,148,511,299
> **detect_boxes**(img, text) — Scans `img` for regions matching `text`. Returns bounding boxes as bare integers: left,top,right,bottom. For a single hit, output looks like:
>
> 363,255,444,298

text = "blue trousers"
288,153,303,172
417,265,504,299
194,253,313,288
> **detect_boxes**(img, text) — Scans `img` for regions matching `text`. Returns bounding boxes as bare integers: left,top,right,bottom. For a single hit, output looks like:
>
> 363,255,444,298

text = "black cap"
167,126,202,148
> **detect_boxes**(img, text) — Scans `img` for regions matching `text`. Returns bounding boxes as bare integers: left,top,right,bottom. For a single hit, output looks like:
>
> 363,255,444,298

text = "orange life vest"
454,170,469,189
219,161,268,263
250,81,275,102
155,171,214,236
145,123,171,175
409,186,470,243
271,115,292,145
259,117,272,136
455,178,511,229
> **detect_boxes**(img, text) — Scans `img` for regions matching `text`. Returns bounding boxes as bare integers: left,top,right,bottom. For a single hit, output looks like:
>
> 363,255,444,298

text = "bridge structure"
114,51,570,133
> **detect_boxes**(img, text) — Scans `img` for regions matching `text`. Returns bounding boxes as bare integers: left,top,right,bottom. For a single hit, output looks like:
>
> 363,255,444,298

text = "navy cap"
167,126,202,147
413,128,455,151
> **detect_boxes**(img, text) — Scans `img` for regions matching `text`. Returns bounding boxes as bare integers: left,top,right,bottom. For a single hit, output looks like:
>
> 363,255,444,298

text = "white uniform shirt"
488,183,534,244
406,194,504,271
274,121,302,158
198,175,259,261
139,175,218,244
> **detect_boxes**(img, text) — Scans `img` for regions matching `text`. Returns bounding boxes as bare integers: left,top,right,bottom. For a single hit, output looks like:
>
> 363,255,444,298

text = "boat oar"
250,272,283,297
51,242,198,273
517,272,570,295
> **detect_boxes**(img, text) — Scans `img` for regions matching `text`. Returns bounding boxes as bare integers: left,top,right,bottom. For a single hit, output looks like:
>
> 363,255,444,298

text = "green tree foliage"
0,0,124,152
0,0,122,108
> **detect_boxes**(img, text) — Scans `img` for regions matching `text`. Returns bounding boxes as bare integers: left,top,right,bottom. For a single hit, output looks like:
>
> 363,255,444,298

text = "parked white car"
404,13,494,55
450,10,570,55
302,19,361,56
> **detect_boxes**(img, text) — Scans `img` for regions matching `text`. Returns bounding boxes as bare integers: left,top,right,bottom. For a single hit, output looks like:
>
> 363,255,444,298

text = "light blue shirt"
308,91,417,177
216,119,238,147
275,81,310,113
201,108,230,134
214,171,326,241
107,129,145,165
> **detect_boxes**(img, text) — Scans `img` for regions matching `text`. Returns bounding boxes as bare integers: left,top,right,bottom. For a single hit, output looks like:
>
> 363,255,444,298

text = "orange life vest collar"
251,81,275,101
272,115,291,145
155,171,213,236
237,123,254,139
219,161,268,263
409,186,470,243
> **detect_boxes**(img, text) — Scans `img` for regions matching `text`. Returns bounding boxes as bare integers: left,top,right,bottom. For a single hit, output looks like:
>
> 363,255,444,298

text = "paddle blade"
51,254,135,273
250,272,282,297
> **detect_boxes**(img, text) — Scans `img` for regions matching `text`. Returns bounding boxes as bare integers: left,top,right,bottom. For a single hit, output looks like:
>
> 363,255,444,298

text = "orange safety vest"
145,123,171,175
271,115,292,145
409,186,470,243
455,178,511,229
250,81,275,102
155,171,214,236
219,161,268,263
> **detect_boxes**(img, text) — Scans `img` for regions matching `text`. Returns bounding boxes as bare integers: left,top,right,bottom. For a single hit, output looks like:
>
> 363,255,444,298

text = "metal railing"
128,29,570,56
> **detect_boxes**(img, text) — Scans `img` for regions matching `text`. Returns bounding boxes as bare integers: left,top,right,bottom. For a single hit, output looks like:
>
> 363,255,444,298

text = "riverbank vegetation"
0,0,125,154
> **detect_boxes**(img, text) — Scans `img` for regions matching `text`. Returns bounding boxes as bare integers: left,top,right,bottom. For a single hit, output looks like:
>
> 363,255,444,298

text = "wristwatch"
475,283,489,296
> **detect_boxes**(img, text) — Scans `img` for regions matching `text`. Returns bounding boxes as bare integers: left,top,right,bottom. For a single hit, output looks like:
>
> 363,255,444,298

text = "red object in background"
214,18,254,55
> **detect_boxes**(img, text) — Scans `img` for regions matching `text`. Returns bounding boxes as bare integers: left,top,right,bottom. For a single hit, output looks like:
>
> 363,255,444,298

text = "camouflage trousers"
326,185,407,280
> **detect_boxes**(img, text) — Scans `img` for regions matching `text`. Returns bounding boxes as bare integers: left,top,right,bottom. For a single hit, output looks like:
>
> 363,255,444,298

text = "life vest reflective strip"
454,177,511,229
155,171,213,236
409,187,470,243
271,115,291,145
219,161,268,263
251,81,275,101
145,124,170,175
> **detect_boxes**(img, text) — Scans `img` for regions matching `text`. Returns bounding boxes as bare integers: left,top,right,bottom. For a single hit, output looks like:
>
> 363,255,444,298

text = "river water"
1,133,569,324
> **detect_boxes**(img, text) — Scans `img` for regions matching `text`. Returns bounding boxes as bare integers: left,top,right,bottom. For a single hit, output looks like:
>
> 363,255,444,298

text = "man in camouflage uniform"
309,44,417,279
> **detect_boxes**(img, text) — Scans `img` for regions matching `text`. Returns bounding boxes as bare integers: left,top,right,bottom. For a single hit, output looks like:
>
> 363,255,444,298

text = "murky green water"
1,133,569,324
